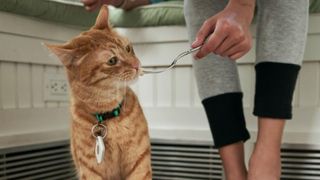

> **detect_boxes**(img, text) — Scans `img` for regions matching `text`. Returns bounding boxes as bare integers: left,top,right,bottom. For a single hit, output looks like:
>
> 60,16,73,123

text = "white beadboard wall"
0,11,320,147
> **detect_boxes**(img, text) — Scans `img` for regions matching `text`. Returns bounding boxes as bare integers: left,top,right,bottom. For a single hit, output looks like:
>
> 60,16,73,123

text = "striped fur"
46,5,152,180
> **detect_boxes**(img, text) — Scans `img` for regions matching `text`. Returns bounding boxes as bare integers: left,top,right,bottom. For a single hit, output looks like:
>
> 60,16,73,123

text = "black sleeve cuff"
202,93,250,148
253,62,301,119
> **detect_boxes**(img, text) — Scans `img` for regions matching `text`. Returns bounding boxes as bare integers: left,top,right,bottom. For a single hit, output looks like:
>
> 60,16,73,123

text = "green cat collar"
94,101,123,123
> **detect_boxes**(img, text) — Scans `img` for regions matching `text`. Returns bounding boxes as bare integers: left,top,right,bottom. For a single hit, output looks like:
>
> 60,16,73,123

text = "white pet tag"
95,135,105,164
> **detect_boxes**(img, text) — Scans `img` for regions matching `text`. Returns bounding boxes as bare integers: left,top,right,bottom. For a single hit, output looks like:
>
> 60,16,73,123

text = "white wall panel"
44,66,59,108
174,67,192,107
0,62,67,110
155,70,172,107
117,26,187,44
138,68,155,107
0,62,17,109
0,108,70,136
299,62,319,107
17,63,32,108
57,67,69,107
191,70,202,107
0,33,61,66
31,64,45,108
238,65,254,108
304,35,320,61
0,11,80,42
134,42,192,67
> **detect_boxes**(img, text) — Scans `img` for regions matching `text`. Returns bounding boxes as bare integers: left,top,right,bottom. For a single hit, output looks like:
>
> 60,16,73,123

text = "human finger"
229,51,246,60
214,32,244,56
191,17,217,48
220,40,252,57
195,21,228,59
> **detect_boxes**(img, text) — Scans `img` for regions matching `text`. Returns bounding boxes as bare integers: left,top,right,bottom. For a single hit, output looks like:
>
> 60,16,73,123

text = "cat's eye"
107,57,118,66
126,45,134,54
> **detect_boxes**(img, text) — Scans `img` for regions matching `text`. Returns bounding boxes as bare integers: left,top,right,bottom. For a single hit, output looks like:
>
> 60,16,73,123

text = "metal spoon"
141,46,202,74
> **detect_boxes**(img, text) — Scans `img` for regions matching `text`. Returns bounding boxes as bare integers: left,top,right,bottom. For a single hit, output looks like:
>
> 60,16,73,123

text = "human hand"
82,0,123,11
192,1,255,60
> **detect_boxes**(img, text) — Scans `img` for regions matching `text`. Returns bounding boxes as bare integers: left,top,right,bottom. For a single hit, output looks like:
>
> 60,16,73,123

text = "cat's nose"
132,61,140,70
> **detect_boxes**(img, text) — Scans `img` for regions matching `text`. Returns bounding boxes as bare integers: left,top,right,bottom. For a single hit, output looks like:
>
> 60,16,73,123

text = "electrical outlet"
44,72,69,101
49,79,68,95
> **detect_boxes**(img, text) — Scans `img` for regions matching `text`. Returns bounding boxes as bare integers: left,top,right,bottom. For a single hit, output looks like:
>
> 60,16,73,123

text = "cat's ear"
94,5,111,30
45,43,75,68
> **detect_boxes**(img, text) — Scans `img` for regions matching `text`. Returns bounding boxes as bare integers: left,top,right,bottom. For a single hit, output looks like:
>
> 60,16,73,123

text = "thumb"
191,17,217,48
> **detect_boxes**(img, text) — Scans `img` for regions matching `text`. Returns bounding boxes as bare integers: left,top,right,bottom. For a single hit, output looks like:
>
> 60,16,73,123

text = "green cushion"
0,0,184,28
109,1,184,27
310,0,320,13
0,0,97,28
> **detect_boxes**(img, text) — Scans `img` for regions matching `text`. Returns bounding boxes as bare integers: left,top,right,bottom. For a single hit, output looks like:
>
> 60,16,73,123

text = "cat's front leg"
126,170,152,180
122,144,152,180
77,163,105,180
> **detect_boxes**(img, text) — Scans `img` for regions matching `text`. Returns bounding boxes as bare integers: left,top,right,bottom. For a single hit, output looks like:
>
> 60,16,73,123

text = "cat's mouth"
119,69,140,83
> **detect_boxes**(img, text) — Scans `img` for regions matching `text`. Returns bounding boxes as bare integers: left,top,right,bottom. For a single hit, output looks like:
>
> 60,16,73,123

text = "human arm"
192,0,256,60
82,0,150,11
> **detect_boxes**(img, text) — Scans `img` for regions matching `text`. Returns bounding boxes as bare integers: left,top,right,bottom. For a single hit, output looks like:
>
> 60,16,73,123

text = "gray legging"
184,0,309,148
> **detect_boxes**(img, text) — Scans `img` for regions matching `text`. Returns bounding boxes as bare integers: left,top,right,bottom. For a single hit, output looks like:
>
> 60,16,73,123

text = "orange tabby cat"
46,5,152,180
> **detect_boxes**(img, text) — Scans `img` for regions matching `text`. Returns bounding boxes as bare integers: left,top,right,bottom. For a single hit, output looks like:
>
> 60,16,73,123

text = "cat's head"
46,6,140,89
